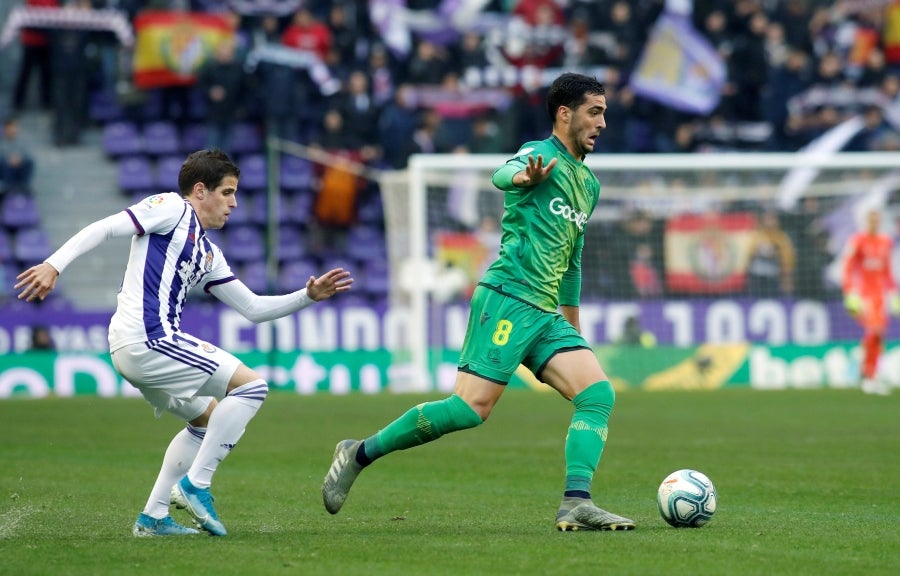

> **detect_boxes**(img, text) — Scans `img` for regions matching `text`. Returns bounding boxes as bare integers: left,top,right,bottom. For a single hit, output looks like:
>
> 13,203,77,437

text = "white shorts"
111,333,242,421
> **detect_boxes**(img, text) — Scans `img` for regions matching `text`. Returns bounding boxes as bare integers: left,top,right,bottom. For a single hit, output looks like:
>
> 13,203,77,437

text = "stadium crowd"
6,0,900,158
3,0,900,303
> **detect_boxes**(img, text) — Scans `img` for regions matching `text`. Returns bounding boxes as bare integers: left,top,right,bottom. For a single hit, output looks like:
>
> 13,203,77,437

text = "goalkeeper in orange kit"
843,210,899,395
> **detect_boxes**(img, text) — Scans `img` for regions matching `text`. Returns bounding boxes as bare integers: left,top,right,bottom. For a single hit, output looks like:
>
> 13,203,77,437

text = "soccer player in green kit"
323,73,634,531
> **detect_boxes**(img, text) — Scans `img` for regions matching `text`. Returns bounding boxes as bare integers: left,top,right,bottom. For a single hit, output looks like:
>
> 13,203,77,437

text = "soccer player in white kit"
15,149,353,536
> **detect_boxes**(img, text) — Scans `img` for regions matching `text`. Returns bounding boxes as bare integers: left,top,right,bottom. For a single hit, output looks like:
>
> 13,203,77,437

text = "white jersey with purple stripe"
108,192,236,352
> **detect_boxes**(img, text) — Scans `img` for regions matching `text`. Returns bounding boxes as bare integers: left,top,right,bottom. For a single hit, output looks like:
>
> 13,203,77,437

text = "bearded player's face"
567,94,607,158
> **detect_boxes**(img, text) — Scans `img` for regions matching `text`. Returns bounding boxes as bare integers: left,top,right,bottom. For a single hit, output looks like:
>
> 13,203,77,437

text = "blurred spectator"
317,108,355,150
11,0,59,112
405,40,448,85
327,3,359,67
726,9,768,121
335,70,379,152
745,211,796,297
282,8,333,60
785,196,833,300
764,47,811,150
845,106,895,152
629,243,663,298
30,325,56,351
606,0,642,71
454,31,490,75
196,39,246,153
0,117,35,195
561,14,604,69
509,0,565,68
618,316,657,348
50,0,93,146
223,10,251,57
254,60,303,142
367,43,396,108
377,84,418,168
468,114,505,154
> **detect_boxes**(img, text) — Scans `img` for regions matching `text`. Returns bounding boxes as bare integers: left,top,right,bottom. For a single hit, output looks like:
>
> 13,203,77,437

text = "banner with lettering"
4,342,900,398
132,11,233,89
0,296,878,356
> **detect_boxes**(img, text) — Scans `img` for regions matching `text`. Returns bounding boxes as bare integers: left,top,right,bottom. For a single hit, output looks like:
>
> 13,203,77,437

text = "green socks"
363,394,483,461
564,381,615,494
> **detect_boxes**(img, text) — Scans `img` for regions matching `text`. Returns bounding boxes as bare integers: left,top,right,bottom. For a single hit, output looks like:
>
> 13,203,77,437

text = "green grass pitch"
1,388,898,575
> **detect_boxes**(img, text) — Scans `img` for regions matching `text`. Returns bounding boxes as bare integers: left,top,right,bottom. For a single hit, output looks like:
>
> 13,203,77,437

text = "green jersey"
482,135,601,311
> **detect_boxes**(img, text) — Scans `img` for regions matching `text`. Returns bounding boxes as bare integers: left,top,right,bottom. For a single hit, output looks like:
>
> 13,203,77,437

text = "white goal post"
389,151,900,389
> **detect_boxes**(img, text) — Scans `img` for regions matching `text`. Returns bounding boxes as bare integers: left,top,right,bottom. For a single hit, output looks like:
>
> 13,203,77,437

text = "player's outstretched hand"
306,268,354,301
520,154,558,187
15,262,60,303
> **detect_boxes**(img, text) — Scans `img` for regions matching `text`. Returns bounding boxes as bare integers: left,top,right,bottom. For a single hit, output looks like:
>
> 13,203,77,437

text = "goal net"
381,152,900,390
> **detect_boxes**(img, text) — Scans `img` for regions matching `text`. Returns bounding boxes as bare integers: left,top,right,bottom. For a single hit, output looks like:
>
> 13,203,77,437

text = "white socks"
143,425,206,518
186,379,269,489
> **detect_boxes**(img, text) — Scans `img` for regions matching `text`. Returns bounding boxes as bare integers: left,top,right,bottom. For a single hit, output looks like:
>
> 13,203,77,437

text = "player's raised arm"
208,267,353,324
492,153,558,191
15,211,136,302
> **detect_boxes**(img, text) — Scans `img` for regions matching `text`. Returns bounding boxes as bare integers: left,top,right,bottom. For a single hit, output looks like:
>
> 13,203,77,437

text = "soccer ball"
657,469,717,528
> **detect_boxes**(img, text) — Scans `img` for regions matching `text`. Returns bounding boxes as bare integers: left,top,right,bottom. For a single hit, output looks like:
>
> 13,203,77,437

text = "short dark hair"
546,73,606,123
178,149,240,196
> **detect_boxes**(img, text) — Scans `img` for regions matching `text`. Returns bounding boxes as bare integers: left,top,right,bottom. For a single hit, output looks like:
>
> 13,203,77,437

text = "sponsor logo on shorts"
549,197,588,230
487,348,501,364
201,342,217,353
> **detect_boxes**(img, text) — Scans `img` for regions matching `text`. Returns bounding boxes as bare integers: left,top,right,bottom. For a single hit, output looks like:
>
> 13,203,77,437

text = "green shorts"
458,284,590,384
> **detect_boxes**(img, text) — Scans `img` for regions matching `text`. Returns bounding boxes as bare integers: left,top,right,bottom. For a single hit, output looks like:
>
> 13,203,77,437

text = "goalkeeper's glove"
844,293,862,315
891,292,900,316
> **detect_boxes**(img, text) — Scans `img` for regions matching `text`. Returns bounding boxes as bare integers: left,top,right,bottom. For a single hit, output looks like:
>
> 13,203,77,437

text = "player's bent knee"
576,380,615,409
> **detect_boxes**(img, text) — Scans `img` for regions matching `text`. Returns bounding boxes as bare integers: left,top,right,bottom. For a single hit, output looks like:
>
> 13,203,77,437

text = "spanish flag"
132,11,232,89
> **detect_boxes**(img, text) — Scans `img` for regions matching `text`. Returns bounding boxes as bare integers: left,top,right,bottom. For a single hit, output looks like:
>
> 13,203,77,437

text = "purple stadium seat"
155,155,184,191
357,197,385,224
279,156,314,192
89,89,123,123
224,225,265,262
181,124,208,153
139,89,164,121
239,261,270,294
118,156,156,192
346,225,387,261
277,226,307,261
277,259,317,293
364,258,391,296
1,263,19,298
188,88,208,121
142,121,181,157
1,194,40,228
238,153,267,191
229,123,263,156
13,227,52,265
284,192,314,225
102,121,142,157
321,256,358,276
0,229,14,261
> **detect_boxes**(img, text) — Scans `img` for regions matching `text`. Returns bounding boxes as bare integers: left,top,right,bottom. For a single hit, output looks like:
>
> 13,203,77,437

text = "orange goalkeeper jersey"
843,232,896,296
